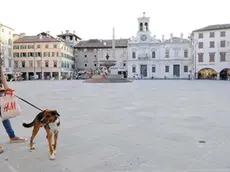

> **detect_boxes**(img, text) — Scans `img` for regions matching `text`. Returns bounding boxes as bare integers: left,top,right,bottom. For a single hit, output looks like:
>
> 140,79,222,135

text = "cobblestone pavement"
1,80,230,172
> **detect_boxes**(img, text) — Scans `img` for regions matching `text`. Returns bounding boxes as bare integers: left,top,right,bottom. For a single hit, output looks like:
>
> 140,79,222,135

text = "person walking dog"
0,66,26,154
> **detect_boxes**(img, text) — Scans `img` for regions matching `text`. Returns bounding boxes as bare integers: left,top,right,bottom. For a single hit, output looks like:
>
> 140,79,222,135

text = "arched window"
152,51,155,58
132,65,136,73
132,52,136,59
144,22,148,31
139,23,143,31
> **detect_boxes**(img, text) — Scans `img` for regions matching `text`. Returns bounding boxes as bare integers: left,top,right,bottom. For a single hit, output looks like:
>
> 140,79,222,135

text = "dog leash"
3,88,43,112
15,95,43,112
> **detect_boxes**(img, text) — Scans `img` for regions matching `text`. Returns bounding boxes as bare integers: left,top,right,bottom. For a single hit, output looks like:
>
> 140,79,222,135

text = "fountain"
84,53,132,83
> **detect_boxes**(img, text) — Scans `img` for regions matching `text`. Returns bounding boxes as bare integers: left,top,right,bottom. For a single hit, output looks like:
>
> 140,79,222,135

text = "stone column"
26,72,29,80
216,72,220,80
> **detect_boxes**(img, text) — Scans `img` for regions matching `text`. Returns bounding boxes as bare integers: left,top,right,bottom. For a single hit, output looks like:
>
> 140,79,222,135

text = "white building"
127,13,192,79
191,24,230,80
75,39,128,71
0,24,14,75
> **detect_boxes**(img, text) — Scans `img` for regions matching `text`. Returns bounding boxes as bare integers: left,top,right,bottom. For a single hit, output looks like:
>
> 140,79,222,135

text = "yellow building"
13,32,74,80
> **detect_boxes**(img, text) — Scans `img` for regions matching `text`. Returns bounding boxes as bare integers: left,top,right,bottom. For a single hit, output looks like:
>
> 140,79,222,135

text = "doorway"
173,64,180,77
140,65,147,77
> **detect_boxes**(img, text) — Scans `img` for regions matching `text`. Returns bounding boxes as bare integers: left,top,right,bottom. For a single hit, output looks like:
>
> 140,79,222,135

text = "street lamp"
33,43,36,78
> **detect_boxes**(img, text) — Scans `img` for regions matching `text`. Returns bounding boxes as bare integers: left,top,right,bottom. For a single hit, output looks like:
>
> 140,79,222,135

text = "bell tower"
138,12,150,32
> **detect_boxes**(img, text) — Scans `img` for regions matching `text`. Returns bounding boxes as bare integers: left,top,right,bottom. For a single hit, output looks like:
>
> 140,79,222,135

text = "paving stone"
0,80,230,172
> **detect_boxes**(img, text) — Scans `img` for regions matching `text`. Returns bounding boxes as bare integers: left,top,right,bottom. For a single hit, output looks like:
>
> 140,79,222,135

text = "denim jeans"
0,92,15,138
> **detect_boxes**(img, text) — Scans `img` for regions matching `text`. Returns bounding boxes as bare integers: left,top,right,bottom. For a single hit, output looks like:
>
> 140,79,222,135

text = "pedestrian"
0,66,26,154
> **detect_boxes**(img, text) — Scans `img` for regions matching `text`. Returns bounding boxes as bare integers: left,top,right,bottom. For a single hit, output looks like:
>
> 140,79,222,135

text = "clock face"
141,35,147,41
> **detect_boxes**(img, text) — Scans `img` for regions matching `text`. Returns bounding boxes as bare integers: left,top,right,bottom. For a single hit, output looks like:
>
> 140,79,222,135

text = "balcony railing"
138,53,149,60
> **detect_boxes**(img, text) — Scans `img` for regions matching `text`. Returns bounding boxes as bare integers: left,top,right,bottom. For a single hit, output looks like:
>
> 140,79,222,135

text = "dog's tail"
22,119,35,128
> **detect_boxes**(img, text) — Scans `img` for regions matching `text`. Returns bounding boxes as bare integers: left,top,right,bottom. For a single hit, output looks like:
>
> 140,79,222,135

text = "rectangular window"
43,52,50,57
184,66,188,72
132,66,136,73
14,61,18,68
29,60,33,67
152,66,156,73
184,50,188,58
209,32,215,38
198,42,203,49
209,53,215,62
56,52,59,57
209,41,215,48
132,52,136,59
37,45,40,48
165,66,169,72
198,53,204,62
220,40,226,47
53,44,57,48
45,44,49,48
13,53,19,57
45,60,49,67
152,51,156,58
165,50,169,58
52,52,55,57
220,31,226,37
37,60,41,67
198,33,203,39
53,60,57,68
21,61,25,68
28,52,34,57
220,52,226,62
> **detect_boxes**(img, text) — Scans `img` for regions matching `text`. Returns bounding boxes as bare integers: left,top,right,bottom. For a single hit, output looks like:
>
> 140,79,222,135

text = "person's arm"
1,67,8,89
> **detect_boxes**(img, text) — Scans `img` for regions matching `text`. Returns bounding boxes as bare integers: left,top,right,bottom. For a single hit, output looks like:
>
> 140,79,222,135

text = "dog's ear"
51,110,60,117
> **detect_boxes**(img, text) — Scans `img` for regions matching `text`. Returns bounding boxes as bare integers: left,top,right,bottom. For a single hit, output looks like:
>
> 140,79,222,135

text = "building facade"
75,39,128,71
191,24,230,80
57,30,81,75
127,13,192,79
13,32,74,80
0,24,14,75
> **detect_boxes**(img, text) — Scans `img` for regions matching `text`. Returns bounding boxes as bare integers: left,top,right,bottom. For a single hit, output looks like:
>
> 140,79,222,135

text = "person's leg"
2,119,15,138
2,119,27,143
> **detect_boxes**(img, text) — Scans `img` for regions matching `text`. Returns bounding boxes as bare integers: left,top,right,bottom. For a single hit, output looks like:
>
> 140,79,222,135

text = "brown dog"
22,109,60,160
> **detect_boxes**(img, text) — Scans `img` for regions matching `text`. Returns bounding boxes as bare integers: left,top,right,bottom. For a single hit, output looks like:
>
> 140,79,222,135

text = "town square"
0,80,230,172
1,0,230,171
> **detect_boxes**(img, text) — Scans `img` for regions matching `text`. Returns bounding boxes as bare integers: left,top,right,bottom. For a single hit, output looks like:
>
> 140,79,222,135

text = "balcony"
138,53,149,60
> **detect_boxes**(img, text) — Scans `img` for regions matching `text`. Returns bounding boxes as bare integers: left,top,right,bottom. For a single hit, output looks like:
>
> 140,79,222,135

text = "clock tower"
137,12,151,42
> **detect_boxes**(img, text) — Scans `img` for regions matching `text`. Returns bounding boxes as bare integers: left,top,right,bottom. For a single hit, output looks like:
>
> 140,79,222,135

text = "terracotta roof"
193,24,230,32
163,37,190,43
75,39,129,48
14,35,60,43
57,33,82,40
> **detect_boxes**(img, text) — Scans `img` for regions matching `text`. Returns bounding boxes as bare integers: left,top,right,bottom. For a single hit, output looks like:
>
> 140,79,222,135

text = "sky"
1,0,230,40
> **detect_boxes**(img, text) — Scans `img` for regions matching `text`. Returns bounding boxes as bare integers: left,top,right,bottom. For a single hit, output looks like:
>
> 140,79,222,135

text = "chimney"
170,33,173,42
39,34,42,40
73,30,75,34
180,33,183,42
103,42,106,46
153,35,156,39
162,35,164,41
66,30,69,34
61,31,63,34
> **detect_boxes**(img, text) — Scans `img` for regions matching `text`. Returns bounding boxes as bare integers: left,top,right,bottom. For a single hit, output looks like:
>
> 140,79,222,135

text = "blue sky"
2,0,230,40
